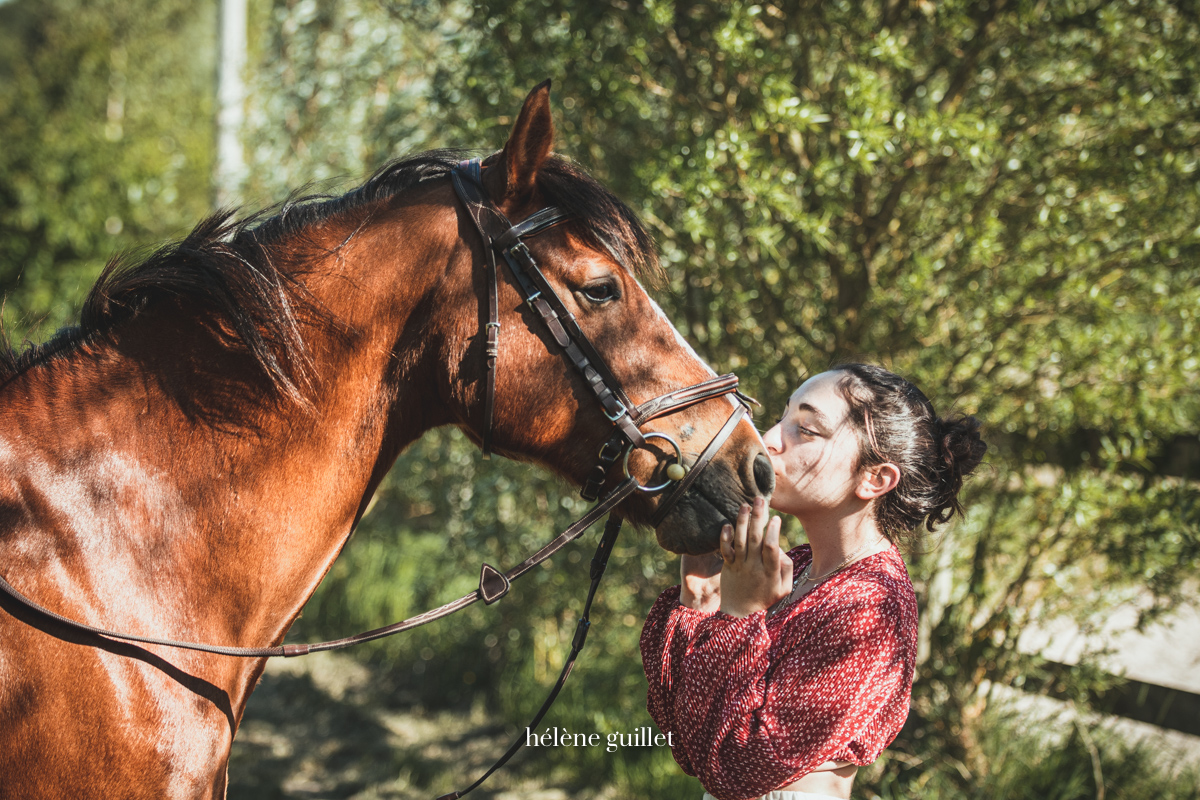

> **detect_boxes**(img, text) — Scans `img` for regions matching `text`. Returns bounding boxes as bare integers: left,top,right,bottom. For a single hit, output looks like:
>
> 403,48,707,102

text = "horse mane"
0,148,661,399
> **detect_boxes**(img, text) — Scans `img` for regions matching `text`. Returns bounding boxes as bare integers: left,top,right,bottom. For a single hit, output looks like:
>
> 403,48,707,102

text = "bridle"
449,158,749,511
0,157,754,798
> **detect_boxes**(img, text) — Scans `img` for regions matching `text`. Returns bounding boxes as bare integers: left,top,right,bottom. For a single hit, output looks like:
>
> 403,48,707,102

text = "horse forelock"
531,157,663,287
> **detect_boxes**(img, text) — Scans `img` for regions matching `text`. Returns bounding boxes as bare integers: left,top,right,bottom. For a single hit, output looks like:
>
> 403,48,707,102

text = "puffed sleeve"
639,583,715,777
644,573,916,800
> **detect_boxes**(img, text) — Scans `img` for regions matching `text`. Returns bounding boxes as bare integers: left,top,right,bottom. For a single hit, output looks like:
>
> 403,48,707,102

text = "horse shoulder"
0,431,233,799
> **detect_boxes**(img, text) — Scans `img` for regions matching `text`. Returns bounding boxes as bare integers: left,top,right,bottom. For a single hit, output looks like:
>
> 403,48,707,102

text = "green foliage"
415,0,1200,789
238,0,468,204
868,701,1200,799
0,0,215,341
3,0,1198,796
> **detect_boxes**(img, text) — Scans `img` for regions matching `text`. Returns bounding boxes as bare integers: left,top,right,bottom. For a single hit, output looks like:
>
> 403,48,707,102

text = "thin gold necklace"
767,538,883,618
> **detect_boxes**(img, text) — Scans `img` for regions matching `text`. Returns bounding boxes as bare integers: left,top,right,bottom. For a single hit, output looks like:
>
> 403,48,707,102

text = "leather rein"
0,158,751,798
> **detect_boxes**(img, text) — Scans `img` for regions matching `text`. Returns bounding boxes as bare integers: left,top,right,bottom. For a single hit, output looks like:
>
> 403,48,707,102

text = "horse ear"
495,80,555,203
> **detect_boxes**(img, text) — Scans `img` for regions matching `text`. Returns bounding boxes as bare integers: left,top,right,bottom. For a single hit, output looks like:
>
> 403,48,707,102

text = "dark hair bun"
939,414,987,479
927,414,988,528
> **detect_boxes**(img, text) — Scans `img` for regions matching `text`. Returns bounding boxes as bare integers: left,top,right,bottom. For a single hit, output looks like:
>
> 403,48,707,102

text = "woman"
641,364,987,800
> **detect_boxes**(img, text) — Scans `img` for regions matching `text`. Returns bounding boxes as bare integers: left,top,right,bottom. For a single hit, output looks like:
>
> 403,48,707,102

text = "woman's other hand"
719,496,794,617
680,553,723,612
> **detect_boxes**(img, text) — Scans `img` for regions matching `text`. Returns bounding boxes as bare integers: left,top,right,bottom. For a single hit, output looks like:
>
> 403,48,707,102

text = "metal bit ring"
622,433,687,494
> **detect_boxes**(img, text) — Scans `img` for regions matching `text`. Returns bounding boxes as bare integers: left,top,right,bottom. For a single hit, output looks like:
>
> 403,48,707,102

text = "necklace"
766,537,884,618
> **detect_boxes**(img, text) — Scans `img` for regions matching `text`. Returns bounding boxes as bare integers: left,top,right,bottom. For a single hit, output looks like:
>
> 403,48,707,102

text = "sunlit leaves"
0,0,215,340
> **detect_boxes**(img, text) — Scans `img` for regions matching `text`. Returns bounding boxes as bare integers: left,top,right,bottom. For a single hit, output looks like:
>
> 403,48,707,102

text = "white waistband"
703,792,845,800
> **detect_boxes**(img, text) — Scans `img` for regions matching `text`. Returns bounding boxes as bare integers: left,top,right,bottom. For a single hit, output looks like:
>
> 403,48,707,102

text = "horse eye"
580,282,619,304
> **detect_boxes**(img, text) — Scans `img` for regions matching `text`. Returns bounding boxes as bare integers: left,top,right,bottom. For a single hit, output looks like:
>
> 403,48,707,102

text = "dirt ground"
227,652,603,800
229,649,1200,799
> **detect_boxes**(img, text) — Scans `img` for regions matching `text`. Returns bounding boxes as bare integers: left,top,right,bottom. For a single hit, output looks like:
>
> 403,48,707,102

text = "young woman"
641,364,987,800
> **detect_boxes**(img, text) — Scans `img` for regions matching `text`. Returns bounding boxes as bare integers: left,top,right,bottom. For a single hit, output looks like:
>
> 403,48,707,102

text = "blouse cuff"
648,584,718,621
697,607,771,638
690,608,774,660
672,598,718,620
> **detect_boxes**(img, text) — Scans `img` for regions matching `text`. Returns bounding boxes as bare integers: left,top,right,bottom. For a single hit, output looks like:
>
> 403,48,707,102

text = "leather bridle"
449,158,749,506
427,159,752,798
0,157,755,799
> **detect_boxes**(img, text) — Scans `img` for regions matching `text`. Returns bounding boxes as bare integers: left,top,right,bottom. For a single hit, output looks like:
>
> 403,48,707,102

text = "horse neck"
7,203,457,653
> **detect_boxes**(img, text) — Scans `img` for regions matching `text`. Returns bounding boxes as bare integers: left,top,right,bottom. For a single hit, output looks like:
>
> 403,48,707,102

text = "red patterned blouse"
640,544,918,800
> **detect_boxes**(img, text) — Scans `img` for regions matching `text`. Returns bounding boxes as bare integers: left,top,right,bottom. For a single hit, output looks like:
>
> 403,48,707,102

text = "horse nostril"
753,453,775,496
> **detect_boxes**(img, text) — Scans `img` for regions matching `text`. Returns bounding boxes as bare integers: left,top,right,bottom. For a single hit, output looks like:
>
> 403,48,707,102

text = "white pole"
215,0,247,209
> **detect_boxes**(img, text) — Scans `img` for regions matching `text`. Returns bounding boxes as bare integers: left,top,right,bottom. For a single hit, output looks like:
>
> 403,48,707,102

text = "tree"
0,0,216,341
334,0,1200,792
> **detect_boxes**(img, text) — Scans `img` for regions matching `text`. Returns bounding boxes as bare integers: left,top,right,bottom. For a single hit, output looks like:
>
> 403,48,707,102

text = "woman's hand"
680,552,723,613
719,496,793,618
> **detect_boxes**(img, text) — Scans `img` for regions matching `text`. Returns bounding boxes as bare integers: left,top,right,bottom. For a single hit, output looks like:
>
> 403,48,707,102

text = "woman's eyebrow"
794,402,833,430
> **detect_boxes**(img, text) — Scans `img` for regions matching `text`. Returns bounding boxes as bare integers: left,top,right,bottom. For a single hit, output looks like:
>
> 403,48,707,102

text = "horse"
0,82,772,798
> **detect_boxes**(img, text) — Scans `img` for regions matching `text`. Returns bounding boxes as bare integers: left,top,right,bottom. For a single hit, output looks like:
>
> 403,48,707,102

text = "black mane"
0,148,660,398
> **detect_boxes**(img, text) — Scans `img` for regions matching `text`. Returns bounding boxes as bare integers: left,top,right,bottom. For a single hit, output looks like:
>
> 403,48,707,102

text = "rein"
0,477,638,659
0,158,750,798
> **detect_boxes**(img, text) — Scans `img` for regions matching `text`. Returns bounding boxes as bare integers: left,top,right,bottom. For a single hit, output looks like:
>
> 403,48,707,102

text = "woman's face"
762,371,867,518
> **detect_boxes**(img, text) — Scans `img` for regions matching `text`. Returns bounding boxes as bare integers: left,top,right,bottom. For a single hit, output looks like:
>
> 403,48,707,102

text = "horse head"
425,83,774,554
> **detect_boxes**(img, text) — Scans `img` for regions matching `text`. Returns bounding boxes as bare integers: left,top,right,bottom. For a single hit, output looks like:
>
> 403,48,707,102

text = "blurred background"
2,0,1199,797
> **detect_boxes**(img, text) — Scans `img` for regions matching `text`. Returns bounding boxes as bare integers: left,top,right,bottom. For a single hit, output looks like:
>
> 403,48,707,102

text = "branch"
939,0,1013,115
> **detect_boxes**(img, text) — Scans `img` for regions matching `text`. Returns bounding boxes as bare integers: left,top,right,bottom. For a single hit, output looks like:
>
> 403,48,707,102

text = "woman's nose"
762,423,781,453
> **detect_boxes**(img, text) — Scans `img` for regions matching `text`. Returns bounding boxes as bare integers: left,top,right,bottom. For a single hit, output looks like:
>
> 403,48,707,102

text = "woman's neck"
798,505,889,577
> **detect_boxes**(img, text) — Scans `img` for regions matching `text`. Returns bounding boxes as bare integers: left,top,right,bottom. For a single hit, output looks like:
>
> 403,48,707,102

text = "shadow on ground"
227,653,571,800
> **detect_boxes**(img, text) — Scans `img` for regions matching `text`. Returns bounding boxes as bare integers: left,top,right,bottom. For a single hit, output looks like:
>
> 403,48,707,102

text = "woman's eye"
581,283,619,303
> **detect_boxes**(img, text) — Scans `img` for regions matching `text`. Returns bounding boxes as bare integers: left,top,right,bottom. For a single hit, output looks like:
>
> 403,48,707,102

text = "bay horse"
0,84,771,798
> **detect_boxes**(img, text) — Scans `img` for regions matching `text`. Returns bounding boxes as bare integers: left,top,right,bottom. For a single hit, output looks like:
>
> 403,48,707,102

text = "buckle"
596,438,625,463
603,405,629,424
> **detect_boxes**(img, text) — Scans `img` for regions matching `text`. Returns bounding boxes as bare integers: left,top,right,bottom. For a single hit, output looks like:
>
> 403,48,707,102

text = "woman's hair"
831,363,987,546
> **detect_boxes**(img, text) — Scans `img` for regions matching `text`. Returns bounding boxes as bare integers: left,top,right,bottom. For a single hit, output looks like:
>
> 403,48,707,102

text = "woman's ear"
856,463,900,501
